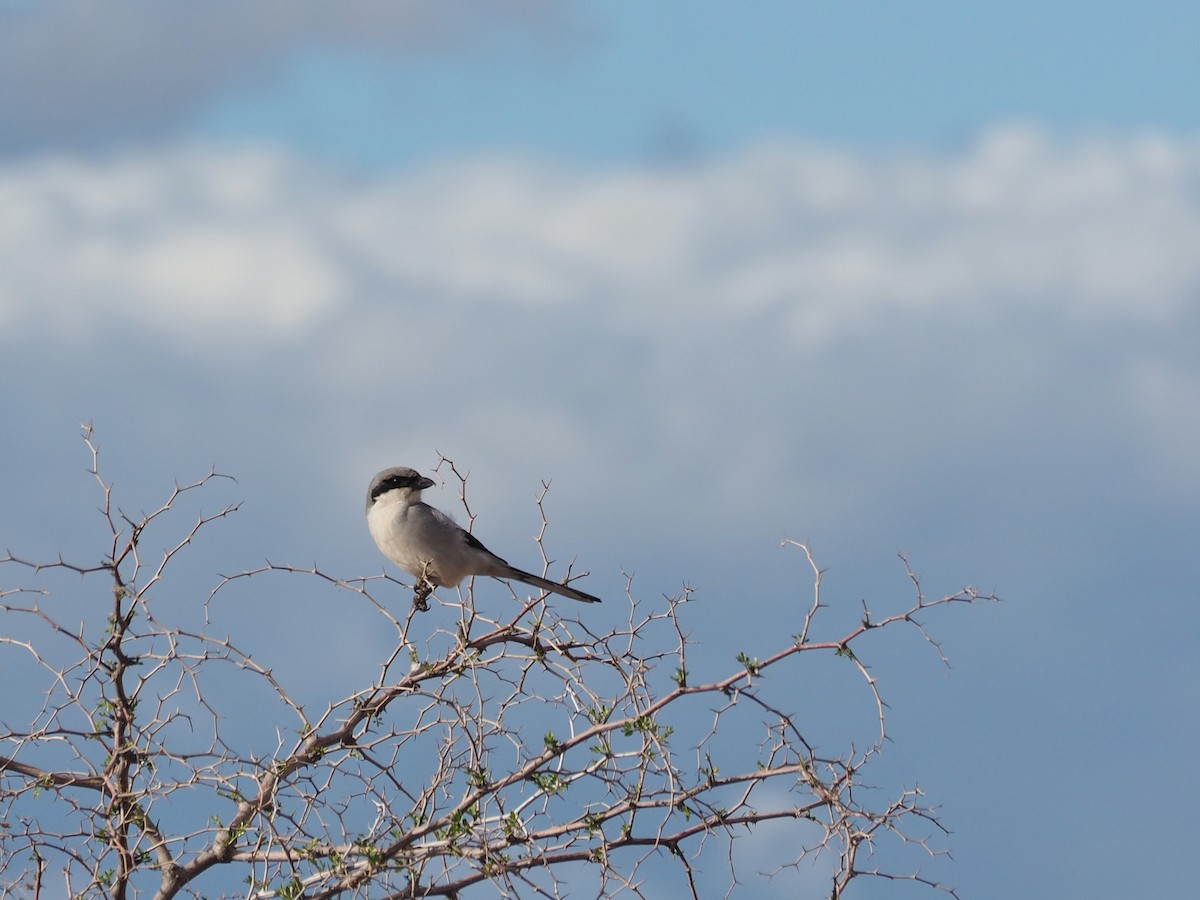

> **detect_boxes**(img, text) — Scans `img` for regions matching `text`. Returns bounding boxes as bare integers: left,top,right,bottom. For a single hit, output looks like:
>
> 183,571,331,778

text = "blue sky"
8,2,1200,161
150,2,1200,175
188,3,1200,165
1,2,1199,897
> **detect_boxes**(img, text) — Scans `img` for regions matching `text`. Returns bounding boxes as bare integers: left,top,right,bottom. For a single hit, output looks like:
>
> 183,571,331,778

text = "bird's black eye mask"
371,473,419,502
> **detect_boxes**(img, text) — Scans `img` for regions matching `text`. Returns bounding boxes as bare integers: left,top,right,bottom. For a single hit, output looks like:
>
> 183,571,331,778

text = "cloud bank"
5,125,1197,343
4,126,1198,553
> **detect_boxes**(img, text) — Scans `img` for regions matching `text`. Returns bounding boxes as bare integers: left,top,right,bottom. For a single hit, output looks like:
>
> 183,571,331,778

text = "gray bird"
366,466,601,606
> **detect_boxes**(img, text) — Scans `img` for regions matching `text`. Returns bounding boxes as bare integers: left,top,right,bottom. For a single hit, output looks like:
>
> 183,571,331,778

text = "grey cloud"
0,0,560,153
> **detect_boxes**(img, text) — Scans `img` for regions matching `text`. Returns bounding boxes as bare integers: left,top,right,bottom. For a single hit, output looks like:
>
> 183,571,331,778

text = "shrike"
366,466,601,606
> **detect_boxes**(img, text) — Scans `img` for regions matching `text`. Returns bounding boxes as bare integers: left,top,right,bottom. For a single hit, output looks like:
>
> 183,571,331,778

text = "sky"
1,2,1199,897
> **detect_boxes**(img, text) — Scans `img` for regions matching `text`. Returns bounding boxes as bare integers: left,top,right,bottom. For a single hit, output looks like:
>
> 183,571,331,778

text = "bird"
366,466,601,607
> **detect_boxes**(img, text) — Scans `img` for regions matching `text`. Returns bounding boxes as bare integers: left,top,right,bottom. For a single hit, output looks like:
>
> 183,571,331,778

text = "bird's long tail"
503,567,602,603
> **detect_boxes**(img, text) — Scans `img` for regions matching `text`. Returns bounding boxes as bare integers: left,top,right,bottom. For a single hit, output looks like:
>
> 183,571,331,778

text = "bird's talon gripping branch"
413,580,432,611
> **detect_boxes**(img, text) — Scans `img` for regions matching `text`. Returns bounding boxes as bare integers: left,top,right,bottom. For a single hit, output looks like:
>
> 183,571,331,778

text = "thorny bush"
0,428,996,899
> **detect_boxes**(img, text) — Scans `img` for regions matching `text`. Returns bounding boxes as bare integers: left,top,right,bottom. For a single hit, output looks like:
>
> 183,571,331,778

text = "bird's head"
366,467,436,511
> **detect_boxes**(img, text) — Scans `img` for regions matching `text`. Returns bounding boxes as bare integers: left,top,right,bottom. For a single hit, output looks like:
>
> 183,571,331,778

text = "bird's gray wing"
440,510,601,603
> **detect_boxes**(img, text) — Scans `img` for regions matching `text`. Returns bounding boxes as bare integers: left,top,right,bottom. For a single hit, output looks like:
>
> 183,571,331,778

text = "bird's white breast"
367,497,476,587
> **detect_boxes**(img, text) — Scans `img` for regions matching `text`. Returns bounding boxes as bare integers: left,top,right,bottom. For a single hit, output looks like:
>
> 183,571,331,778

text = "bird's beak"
418,476,436,490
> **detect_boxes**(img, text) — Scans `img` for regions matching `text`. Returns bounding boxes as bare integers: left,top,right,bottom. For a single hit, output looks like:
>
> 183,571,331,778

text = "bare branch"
0,434,996,899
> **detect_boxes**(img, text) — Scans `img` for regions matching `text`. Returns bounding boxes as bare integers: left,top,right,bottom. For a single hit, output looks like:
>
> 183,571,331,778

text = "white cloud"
0,147,347,339
4,126,1198,348
4,126,1199,538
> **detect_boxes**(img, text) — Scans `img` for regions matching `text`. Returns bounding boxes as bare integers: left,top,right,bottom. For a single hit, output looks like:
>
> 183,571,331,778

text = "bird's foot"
413,580,433,611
